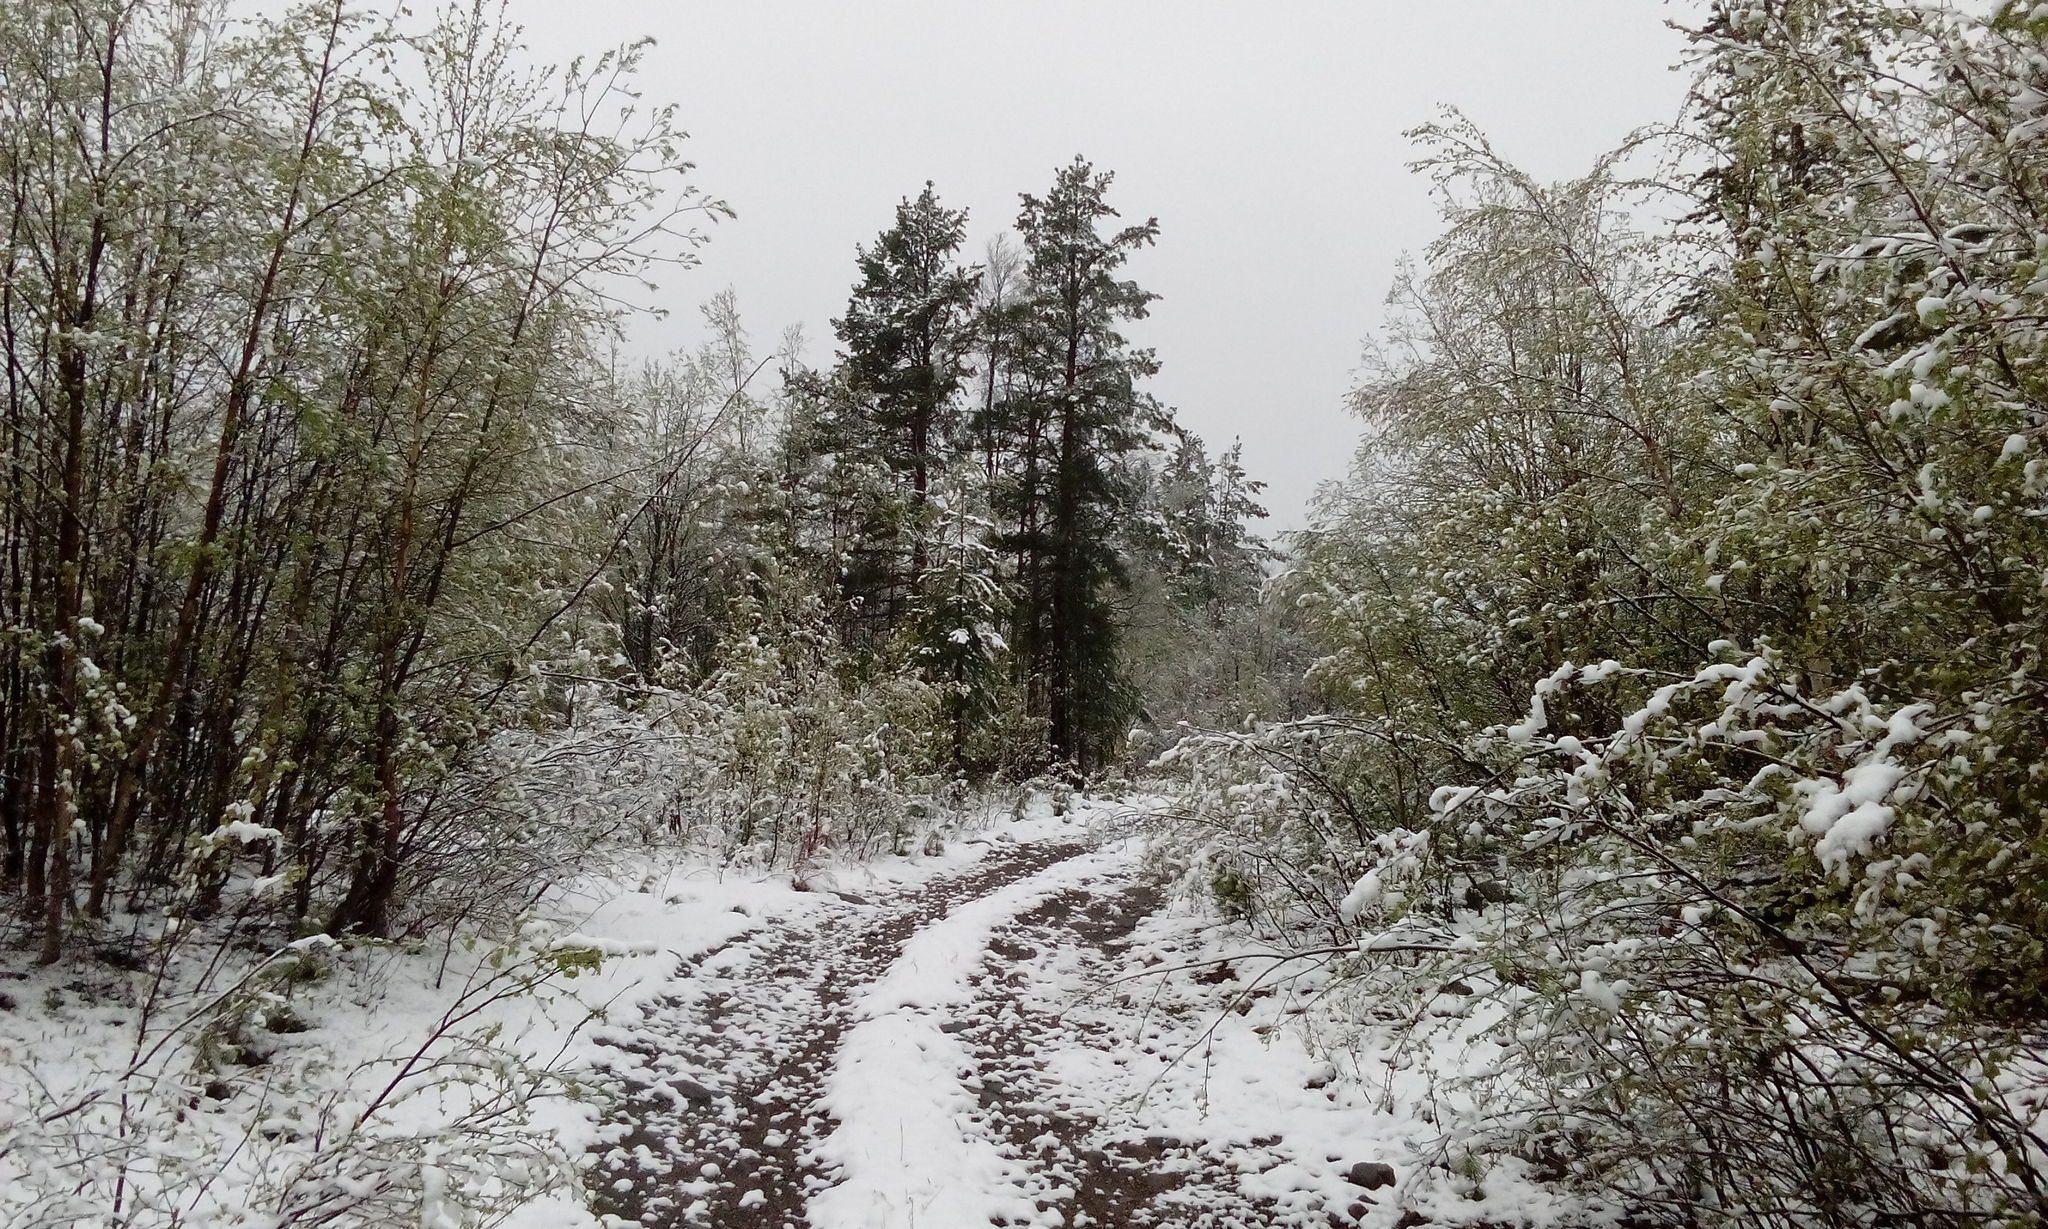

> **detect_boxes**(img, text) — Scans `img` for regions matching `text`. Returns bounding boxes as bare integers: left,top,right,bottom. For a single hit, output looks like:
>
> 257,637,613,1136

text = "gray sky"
510,1,1699,530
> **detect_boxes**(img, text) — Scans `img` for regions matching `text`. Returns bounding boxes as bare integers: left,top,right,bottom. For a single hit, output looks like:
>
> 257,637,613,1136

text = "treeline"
609,171,1274,782
1161,2,2048,1226
566,169,1285,882
0,0,703,953
0,1,1275,957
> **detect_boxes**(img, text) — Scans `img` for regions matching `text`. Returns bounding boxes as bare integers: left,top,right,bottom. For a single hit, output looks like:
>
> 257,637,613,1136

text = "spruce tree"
830,185,979,609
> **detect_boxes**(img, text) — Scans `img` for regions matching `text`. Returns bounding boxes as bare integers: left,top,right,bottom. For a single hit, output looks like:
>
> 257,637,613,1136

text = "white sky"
507,1,1701,529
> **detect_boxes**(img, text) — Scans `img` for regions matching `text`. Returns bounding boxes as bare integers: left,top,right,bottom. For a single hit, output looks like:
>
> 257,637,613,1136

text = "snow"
1338,870,1383,922
505,801,1103,1229
1577,968,1623,1016
806,844,1129,1229
990,891,1588,1229
1505,690,1547,744
1797,704,1929,873
0,795,1094,1229
4,793,1595,1228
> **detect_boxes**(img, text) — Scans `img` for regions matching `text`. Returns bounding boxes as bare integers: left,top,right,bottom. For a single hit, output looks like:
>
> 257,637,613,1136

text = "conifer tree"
826,186,979,632
837,186,978,515
995,157,1166,773
1123,432,1282,732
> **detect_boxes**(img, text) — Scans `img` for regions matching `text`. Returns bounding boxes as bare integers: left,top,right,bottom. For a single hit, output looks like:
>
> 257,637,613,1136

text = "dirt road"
585,831,1359,1229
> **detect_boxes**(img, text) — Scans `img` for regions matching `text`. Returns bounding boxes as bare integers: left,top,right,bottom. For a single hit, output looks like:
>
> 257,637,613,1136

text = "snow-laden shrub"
651,593,949,865
1147,718,1484,938
1154,652,2048,1225
0,926,608,1228
1157,6,2048,1222
1427,652,2045,1226
457,592,956,889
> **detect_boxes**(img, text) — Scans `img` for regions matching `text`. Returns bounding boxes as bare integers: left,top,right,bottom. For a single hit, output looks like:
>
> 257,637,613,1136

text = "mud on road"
588,839,1087,1229
588,836,1338,1229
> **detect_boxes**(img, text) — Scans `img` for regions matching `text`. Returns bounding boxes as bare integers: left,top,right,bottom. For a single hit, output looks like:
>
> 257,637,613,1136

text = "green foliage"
608,162,1245,790
1158,3,2048,1224
1208,867,1258,924
540,944,604,980
0,0,721,942
1122,432,1291,734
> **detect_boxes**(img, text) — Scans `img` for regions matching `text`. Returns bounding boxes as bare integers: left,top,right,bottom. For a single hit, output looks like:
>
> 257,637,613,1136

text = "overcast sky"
507,1,1701,530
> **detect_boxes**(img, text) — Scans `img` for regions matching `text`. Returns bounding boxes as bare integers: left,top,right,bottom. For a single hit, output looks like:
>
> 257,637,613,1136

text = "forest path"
586,821,1351,1229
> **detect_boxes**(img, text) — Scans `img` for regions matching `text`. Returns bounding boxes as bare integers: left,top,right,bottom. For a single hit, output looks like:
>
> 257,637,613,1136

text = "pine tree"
995,156,1166,774
837,186,978,517
904,471,1011,772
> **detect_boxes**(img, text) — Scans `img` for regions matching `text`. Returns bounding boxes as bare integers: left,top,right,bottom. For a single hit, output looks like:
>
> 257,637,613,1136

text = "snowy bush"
0,926,607,1228
1156,3,2048,1223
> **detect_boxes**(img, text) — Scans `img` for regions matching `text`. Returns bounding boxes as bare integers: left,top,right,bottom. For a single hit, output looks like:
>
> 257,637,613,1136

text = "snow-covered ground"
3,792,1586,1228
564,793,1586,1228
805,844,1129,1229
964,888,1593,1229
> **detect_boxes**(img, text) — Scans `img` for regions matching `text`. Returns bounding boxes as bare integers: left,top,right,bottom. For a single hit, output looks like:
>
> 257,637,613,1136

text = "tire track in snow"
586,838,1092,1229
955,883,1326,1228
801,846,1131,1229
